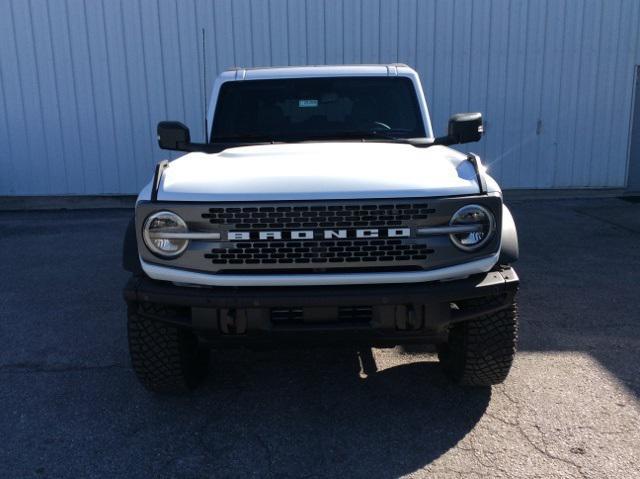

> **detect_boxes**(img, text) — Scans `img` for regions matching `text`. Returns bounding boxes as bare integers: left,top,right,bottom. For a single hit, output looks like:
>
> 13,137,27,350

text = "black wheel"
127,304,210,393
438,297,518,386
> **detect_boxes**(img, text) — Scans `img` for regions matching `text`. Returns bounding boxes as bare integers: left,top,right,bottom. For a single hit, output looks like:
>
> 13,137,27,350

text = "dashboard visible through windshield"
210,76,426,143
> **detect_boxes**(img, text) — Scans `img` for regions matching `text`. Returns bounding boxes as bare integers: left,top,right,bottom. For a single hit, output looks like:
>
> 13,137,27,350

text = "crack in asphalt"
467,432,512,478
497,388,588,479
573,425,634,435
425,387,592,479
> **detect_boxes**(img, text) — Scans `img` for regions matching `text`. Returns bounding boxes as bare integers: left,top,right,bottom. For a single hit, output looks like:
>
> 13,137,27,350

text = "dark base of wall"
0,195,136,211
0,188,633,211
502,188,628,201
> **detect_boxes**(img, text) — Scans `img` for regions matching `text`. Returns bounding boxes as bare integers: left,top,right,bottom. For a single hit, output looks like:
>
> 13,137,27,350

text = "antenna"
202,28,208,141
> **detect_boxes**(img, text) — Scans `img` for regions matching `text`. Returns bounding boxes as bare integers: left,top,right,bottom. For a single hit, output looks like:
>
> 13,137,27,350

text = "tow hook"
395,305,423,331
219,309,247,335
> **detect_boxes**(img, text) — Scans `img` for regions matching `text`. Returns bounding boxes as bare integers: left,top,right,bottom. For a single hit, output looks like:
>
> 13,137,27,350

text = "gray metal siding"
0,0,639,195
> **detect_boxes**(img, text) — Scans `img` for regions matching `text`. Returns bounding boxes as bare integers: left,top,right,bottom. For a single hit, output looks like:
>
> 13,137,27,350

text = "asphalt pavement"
1,197,639,478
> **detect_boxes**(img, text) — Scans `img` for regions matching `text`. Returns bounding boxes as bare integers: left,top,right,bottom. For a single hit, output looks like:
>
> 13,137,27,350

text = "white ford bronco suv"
123,64,519,393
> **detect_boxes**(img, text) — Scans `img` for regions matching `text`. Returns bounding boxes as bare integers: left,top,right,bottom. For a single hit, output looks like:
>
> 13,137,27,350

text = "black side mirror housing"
157,121,191,151
434,112,483,146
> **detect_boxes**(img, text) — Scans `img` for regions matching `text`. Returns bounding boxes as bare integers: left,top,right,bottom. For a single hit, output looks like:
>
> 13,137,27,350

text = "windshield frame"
206,67,435,143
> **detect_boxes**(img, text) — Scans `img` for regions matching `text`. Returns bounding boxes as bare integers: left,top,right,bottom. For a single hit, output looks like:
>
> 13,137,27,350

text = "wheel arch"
123,216,143,274
499,204,519,264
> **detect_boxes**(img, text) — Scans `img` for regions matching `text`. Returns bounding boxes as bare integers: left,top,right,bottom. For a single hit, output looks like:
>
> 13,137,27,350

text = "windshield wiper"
212,136,285,143
214,129,430,144
187,133,435,154
295,131,435,147
292,131,399,142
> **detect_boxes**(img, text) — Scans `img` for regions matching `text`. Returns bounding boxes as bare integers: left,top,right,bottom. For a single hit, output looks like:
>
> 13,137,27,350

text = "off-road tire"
438,297,518,386
128,305,210,393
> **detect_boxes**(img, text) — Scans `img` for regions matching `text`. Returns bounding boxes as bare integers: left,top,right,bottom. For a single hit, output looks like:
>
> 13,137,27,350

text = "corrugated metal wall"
1,0,639,195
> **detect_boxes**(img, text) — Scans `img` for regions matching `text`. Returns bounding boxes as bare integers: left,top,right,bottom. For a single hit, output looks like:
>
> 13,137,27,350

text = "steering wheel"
371,121,392,131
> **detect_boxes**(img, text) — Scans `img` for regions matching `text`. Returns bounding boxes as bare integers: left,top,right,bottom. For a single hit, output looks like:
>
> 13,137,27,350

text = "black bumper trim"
124,268,518,344
124,268,518,309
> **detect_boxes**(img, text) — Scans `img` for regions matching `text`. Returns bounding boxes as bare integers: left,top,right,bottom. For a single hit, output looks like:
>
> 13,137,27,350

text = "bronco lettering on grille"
227,228,411,241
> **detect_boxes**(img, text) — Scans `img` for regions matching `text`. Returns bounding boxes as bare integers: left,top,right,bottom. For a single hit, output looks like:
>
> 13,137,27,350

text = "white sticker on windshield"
298,99,318,108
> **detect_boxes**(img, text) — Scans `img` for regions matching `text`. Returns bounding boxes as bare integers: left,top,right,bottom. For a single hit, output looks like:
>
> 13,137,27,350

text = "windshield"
210,76,426,143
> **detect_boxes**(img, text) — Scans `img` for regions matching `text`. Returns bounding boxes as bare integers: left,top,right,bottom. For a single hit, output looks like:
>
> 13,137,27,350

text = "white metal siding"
0,0,639,195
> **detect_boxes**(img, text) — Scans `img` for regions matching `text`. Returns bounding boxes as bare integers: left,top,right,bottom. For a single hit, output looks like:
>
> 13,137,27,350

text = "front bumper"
139,253,500,287
123,267,519,346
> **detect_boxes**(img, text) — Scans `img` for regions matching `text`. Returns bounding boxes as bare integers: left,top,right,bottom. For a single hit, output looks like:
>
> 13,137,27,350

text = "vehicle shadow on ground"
145,347,490,478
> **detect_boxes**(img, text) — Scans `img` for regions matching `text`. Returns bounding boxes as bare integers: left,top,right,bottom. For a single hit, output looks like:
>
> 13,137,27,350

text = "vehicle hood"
157,142,481,201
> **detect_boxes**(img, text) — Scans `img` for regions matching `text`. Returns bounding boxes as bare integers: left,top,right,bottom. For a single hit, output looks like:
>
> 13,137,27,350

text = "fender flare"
123,216,143,274
499,204,519,264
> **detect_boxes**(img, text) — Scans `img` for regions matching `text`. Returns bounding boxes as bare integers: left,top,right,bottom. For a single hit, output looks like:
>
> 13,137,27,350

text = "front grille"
136,195,502,276
202,202,435,229
205,239,434,266
201,200,436,270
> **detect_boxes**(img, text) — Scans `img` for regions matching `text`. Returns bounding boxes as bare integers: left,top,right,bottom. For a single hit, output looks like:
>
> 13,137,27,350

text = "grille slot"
270,308,303,323
338,306,373,323
270,307,372,324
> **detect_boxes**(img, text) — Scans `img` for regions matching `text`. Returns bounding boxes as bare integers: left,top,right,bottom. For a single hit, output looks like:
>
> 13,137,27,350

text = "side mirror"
434,112,483,145
157,121,191,151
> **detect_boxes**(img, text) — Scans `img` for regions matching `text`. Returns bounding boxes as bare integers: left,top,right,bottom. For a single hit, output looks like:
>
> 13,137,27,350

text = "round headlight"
142,211,189,258
449,204,496,251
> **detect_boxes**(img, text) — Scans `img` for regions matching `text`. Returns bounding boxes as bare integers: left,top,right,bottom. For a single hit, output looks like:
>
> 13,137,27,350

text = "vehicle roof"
219,64,416,80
